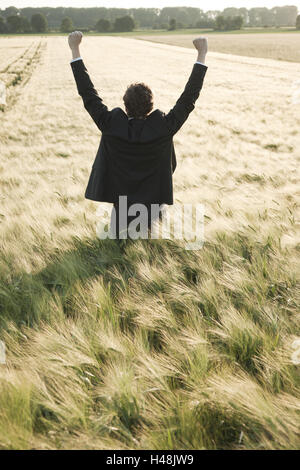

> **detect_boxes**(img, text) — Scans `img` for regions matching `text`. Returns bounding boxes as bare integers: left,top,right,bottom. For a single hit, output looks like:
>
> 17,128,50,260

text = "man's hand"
193,37,208,64
68,31,83,60
68,31,82,50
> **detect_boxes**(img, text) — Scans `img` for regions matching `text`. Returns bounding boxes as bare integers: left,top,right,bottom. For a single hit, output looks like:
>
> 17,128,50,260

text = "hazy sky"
1,1,299,11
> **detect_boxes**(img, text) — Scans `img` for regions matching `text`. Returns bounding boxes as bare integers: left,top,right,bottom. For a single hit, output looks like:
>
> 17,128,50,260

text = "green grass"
0,220,299,449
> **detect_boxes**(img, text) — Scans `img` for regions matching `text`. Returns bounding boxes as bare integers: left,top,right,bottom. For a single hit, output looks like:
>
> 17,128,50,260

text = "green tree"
296,15,300,30
60,16,73,33
160,23,168,30
248,8,272,27
95,18,111,32
215,15,225,30
168,18,177,30
113,15,135,32
0,16,8,33
159,7,191,25
3,6,19,18
20,16,31,33
273,5,297,27
31,13,47,33
195,16,215,28
215,15,243,31
132,7,160,28
7,15,23,33
229,15,243,30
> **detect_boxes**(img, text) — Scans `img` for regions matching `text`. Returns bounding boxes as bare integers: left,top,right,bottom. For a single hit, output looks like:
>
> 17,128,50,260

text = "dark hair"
123,82,153,119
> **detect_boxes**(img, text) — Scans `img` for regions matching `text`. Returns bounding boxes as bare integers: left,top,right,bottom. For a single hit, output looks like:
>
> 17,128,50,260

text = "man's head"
123,82,153,119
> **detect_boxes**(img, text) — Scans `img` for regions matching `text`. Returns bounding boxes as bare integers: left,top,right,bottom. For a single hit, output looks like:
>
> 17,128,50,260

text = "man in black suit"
68,31,208,239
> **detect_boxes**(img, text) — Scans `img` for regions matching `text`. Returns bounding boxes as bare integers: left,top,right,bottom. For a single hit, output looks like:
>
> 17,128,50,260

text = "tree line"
0,12,136,34
0,5,299,34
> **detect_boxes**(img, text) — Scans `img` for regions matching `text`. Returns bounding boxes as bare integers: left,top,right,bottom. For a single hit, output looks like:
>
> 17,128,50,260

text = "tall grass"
0,224,299,449
0,35,299,449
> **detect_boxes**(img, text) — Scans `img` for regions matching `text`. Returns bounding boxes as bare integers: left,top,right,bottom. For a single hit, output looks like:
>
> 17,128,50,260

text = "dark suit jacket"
70,58,207,205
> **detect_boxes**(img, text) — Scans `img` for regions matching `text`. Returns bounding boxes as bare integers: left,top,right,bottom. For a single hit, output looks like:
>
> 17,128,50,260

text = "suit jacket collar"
120,108,160,121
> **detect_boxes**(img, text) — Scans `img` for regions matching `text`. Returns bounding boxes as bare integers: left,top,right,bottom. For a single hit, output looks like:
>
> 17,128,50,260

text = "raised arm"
164,37,208,136
68,31,111,132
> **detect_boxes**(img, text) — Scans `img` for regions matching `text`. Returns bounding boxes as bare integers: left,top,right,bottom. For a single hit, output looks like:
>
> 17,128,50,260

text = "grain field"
0,35,299,450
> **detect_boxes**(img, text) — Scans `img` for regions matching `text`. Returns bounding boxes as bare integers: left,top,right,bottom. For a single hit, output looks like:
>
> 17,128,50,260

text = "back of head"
123,82,153,119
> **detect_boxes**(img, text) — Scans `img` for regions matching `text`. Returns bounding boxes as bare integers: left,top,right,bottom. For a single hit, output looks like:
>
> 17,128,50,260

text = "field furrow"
0,39,46,110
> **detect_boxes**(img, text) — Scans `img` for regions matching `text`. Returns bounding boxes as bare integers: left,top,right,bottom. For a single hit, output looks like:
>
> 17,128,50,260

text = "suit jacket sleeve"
164,63,208,136
70,59,111,132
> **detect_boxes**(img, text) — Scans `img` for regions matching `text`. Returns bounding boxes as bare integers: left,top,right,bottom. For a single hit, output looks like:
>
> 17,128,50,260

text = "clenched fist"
68,31,83,50
193,37,208,55
193,37,208,64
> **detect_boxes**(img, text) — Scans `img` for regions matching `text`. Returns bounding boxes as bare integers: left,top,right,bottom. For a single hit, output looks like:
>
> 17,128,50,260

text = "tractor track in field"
0,40,46,112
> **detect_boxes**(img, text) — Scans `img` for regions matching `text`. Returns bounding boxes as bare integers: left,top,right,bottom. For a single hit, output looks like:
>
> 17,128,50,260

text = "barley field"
0,35,299,450
137,32,300,63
